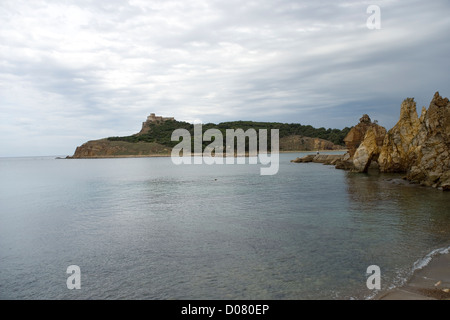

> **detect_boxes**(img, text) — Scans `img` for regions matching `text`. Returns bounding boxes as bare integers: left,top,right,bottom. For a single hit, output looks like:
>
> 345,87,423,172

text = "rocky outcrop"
378,98,421,172
343,114,384,158
352,125,387,172
337,114,386,172
291,92,449,190
351,92,450,190
406,92,450,189
291,153,344,165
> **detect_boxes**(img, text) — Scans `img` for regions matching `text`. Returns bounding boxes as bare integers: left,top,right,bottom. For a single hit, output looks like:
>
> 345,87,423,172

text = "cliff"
406,92,450,189
69,139,171,158
291,91,449,190
353,92,450,190
377,98,422,172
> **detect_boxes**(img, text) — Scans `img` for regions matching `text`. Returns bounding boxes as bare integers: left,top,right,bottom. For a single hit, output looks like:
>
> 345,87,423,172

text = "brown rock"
406,92,450,189
352,92,450,190
378,98,421,172
291,154,315,163
290,154,344,165
353,125,387,172
343,114,385,158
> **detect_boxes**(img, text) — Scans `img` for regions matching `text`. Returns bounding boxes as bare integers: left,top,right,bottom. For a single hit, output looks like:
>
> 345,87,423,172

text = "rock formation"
343,114,384,158
406,92,450,190
352,125,387,172
377,98,421,172
291,153,343,165
333,114,386,171
290,92,449,190
351,92,450,190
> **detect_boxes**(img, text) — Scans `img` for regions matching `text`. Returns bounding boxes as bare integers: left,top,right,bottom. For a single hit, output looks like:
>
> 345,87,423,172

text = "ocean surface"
1,152,449,300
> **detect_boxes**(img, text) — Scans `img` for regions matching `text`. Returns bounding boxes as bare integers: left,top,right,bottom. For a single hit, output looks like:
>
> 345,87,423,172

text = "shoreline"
63,149,348,159
374,248,450,300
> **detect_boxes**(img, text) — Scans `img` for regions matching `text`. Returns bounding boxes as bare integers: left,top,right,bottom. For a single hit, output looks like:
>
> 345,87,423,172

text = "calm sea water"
1,153,449,300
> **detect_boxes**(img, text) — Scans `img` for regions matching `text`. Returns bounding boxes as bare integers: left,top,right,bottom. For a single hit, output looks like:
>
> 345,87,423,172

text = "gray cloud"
1,0,449,156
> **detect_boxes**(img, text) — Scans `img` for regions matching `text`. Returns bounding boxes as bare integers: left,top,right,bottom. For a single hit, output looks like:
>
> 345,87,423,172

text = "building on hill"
146,113,175,123
139,113,175,134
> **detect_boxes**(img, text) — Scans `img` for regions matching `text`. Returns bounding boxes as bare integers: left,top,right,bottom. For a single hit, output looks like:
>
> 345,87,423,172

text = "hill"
69,114,350,158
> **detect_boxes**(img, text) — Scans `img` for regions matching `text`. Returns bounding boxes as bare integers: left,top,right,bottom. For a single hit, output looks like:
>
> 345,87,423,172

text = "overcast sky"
1,0,449,156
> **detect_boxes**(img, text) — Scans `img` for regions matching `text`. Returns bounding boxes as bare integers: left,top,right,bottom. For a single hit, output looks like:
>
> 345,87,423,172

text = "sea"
1,152,449,300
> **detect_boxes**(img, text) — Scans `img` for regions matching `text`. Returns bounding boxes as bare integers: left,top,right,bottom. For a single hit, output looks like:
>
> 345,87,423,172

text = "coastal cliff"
405,92,450,189
292,92,450,190
70,139,171,158
358,92,450,190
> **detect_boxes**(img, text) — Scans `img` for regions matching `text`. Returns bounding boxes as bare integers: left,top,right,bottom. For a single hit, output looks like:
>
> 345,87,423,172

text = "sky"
1,0,450,157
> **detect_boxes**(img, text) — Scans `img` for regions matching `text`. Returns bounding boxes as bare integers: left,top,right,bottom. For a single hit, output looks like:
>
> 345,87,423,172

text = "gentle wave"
386,245,450,299
412,245,450,272
365,245,450,300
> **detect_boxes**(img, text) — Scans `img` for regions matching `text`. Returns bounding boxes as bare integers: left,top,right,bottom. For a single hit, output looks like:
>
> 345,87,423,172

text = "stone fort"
145,113,175,123
139,113,175,134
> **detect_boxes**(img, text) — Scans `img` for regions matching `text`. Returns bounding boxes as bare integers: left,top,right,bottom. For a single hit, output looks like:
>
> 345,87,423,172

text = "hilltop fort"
139,113,175,134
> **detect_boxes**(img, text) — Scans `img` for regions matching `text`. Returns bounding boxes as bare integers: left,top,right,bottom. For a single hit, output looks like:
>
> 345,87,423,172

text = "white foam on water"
365,245,450,300
390,246,450,291
412,246,450,272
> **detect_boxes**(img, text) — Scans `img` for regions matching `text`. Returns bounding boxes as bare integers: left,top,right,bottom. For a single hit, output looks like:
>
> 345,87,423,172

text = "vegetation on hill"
107,120,351,150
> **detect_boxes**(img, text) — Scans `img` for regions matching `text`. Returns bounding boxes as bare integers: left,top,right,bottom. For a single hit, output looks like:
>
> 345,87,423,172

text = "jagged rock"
378,98,421,172
343,114,385,158
353,125,387,172
406,92,450,189
347,92,450,190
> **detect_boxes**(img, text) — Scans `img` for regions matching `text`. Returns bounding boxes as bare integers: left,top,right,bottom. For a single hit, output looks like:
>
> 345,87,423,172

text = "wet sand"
376,252,450,300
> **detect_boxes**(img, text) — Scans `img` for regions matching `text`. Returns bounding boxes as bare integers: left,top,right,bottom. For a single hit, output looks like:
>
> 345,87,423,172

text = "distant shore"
64,154,172,159
375,249,450,300
64,149,347,159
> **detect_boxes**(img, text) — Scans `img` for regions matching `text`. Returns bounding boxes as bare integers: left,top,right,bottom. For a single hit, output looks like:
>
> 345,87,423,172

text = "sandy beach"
376,251,450,300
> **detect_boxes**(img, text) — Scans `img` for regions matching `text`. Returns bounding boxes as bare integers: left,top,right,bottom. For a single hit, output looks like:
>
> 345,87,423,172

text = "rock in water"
378,98,421,173
343,114,374,159
350,92,450,190
353,125,387,173
406,92,450,189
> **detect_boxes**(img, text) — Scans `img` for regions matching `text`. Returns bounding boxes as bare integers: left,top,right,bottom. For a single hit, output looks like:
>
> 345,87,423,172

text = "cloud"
1,0,450,156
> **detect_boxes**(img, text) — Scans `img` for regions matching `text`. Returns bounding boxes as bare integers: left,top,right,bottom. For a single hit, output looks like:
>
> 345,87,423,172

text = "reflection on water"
345,169,450,297
346,169,450,244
